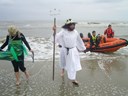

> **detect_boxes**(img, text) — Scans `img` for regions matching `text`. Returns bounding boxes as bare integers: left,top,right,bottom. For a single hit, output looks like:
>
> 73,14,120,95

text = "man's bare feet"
72,80,79,86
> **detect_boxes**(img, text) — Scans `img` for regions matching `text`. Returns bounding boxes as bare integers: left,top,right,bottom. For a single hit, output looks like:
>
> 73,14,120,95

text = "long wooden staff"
53,17,56,80
50,8,60,81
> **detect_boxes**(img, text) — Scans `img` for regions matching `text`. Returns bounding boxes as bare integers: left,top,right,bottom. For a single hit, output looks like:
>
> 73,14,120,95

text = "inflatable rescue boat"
83,38,128,53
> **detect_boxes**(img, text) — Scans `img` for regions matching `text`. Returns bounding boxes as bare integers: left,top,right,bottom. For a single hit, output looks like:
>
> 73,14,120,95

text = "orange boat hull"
83,38,128,53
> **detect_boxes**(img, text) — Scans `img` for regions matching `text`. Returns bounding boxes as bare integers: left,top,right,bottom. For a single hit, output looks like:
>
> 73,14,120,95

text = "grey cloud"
0,0,15,6
0,0,128,21
94,0,122,3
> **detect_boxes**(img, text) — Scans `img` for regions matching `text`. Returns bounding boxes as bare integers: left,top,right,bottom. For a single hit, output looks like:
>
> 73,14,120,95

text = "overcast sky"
0,0,128,21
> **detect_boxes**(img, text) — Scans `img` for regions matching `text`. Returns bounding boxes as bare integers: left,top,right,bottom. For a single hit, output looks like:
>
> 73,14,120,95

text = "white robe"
56,29,86,80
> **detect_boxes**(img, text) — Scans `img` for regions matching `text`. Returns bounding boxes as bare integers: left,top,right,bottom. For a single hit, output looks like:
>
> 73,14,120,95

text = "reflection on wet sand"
82,54,127,79
98,59,112,79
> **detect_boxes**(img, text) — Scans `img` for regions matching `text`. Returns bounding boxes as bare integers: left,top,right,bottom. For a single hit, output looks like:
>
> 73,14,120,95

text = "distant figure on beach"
0,26,33,85
53,19,87,86
104,24,114,38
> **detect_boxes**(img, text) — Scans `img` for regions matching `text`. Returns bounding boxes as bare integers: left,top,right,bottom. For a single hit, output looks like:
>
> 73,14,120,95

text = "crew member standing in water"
0,26,33,85
53,19,87,86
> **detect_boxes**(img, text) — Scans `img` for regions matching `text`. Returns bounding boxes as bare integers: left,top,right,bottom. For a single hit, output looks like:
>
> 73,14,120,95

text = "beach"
0,57,128,96
0,20,128,96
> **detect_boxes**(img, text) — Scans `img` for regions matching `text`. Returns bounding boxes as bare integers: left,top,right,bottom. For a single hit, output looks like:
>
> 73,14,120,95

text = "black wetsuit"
0,33,31,72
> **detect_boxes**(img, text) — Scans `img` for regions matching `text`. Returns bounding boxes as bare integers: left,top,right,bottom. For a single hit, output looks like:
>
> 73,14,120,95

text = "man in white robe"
54,19,86,85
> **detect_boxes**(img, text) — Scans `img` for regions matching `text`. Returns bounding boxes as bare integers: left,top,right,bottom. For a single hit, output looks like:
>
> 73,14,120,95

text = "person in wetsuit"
0,25,33,85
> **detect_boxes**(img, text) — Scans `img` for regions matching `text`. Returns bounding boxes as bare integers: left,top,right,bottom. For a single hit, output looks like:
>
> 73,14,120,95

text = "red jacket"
104,28,114,38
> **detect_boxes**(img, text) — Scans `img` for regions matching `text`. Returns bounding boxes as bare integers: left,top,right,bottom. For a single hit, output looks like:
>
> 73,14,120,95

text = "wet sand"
0,57,128,96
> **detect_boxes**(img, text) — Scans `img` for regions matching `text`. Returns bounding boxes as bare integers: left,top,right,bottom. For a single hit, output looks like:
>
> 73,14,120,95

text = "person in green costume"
0,25,33,85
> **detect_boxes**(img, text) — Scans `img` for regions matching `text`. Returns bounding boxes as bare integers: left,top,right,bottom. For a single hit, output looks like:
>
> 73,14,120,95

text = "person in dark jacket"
88,31,100,51
88,31,97,50
0,25,33,85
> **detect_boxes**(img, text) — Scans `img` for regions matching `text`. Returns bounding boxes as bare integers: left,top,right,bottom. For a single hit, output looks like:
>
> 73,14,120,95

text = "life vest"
92,35,96,43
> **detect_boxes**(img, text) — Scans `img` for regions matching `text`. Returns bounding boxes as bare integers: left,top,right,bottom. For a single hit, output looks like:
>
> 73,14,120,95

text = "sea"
0,20,128,61
0,20,128,96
